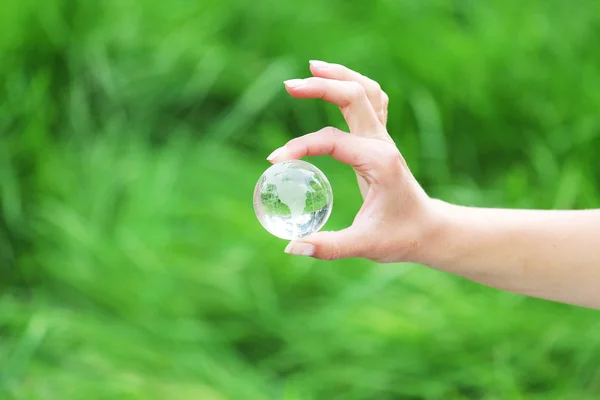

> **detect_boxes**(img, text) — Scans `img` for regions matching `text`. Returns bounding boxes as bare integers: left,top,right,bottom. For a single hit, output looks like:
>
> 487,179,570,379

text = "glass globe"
253,160,333,240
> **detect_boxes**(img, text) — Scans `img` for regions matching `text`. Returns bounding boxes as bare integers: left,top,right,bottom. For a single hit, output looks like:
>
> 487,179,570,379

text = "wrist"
410,198,458,268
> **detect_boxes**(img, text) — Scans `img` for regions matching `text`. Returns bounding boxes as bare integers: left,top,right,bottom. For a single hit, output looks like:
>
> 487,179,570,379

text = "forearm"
421,200,600,308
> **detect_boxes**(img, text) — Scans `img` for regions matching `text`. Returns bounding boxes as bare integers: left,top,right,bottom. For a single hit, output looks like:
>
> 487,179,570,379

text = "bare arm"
424,203,600,308
271,60,600,309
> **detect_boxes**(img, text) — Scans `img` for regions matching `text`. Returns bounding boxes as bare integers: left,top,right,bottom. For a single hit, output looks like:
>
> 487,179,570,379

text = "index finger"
267,127,377,175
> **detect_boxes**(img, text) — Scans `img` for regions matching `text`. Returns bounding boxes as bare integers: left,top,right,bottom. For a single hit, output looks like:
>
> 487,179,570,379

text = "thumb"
284,228,366,260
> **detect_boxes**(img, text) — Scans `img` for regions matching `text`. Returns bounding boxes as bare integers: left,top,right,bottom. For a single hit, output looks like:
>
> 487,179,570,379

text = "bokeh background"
2,0,600,398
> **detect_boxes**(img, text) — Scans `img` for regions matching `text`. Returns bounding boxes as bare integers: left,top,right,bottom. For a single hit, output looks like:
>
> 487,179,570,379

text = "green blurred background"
2,0,600,398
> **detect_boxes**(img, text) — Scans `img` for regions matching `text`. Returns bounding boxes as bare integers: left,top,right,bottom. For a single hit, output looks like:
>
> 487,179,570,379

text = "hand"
267,60,438,262
268,61,600,308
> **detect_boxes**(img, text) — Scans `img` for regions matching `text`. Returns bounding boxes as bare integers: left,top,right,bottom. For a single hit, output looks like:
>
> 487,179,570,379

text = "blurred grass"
2,0,600,398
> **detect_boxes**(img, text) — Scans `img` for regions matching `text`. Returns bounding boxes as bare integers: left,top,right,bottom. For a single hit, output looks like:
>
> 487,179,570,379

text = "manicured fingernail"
285,242,315,257
267,146,286,161
309,60,329,68
284,79,305,89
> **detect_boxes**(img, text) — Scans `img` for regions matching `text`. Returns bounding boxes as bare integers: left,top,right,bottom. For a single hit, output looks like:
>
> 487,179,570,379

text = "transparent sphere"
253,160,333,240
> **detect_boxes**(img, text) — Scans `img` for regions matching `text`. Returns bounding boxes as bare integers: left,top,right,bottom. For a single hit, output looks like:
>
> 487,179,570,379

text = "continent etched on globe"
253,160,333,240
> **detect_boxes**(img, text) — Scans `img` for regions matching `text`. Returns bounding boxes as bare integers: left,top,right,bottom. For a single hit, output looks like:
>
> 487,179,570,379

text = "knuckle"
382,91,389,106
320,126,343,138
362,77,382,98
316,233,343,260
321,243,341,261
369,80,382,94
346,81,367,102
380,146,407,172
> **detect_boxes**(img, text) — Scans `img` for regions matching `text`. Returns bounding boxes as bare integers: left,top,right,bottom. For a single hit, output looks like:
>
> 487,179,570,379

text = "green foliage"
260,180,329,217
261,183,292,216
305,180,330,213
2,0,600,398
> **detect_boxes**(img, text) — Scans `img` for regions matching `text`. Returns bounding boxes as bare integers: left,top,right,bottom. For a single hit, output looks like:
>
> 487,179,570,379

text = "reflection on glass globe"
253,160,334,240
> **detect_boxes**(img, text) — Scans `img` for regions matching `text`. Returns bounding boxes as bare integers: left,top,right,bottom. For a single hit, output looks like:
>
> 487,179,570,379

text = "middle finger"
309,61,387,126
284,77,385,138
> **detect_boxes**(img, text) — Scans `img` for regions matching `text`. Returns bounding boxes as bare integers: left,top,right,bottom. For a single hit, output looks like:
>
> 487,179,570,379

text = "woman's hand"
270,61,600,309
267,60,438,263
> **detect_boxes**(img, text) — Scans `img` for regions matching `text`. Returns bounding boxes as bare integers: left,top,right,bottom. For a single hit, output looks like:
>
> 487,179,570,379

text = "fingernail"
267,146,286,161
285,242,315,257
309,60,329,69
284,79,305,89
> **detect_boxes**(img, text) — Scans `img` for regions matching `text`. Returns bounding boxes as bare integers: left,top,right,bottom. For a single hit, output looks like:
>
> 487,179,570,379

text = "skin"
267,60,600,310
